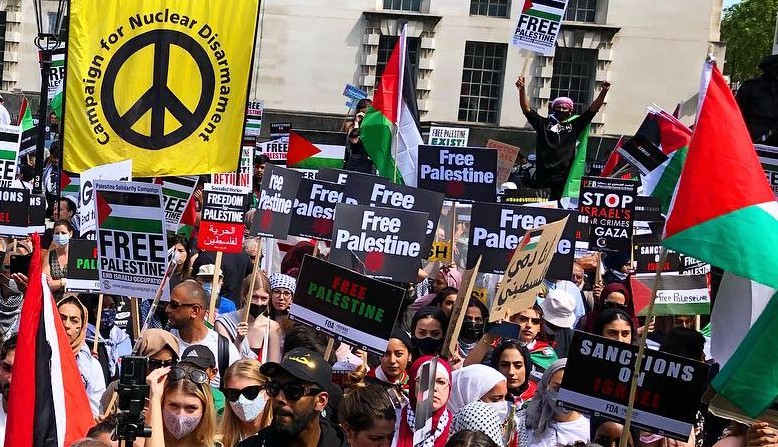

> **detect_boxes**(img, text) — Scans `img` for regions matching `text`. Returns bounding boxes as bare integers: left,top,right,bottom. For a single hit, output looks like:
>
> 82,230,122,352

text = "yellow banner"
63,0,260,177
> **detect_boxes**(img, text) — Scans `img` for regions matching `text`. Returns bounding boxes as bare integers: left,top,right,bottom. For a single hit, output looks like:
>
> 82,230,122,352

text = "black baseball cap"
180,345,216,370
260,347,333,392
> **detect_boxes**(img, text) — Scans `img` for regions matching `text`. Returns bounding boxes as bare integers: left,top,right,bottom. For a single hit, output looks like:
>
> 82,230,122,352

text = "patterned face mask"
163,410,202,439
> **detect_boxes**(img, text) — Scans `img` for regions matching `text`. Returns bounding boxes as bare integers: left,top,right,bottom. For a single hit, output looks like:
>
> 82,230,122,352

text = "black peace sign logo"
101,29,216,150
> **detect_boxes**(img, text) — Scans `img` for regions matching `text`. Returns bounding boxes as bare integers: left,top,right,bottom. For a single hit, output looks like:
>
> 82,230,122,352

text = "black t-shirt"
524,109,596,184
236,417,348,447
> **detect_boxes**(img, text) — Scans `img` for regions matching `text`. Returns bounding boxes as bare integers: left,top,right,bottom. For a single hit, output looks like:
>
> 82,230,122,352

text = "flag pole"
393,23,408,184
619,248,668,447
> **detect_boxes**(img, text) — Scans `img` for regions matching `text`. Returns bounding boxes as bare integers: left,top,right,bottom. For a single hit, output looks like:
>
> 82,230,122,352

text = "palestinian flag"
520,228,543,252
361,24,423,186
96,189,165,235
600,136,626,177
17,97,34,131
630,273,710,316
287,130,345,170
636,108,692,214
177,195,198,239
4,233,93,446
559,121,590,208
50,81,63,120
60,171,80,196
663,63,778,418
522,0,567,21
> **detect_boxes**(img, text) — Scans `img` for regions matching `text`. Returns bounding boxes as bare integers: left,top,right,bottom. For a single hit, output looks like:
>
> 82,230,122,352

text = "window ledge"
560,21,621,34
363,10,443,24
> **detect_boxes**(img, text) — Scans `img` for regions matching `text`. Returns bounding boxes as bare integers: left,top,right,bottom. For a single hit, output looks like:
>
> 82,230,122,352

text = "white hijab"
447,364,506,413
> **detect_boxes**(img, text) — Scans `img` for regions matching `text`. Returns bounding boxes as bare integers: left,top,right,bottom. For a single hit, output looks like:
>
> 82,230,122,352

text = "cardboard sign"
289,177,349,240
486,139,521,186
0,125,21,187
245,99,264,137
0,187,30,237
290,255,405,355
28,193,46,233
417,145,497,202
199,184,249,253
251,164,302,239
66,239,100,293
345,172,444,254
427,241,452,263
490,217,568,322
79,160,133,240
156,176,198,233
329,204,428,282
466,202,578,279
559,331,710,441
631,273,710,316
499,187,551,205
511,0,569,55
94,180,167,301
618,134,669,176
428,126,469,147
211,144,253,187
755,144,778,200
442,257,482,358
579,176,637,253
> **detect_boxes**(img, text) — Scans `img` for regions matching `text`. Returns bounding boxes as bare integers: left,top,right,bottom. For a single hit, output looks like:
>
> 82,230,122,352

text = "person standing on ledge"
517,76,611,200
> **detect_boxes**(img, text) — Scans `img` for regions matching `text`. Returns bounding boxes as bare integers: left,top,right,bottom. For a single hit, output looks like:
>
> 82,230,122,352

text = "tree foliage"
721,0,778,82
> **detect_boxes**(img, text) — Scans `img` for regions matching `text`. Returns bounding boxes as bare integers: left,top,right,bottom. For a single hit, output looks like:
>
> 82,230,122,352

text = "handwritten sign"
199,183,249,253
486,139,521,186
490,216,568,322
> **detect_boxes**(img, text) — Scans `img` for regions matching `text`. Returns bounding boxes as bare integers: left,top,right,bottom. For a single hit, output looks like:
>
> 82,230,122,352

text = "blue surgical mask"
53,234,70,246
202,282,213,296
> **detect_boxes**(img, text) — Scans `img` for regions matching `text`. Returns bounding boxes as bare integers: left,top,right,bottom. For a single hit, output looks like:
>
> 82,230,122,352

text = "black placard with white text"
251,164,302,239
290,255,405,355
329,204,428,282
289,178,349,241
559,331,709,441
579,177,637,253
0,187,30,237
66,239,100,293
417,145,497,202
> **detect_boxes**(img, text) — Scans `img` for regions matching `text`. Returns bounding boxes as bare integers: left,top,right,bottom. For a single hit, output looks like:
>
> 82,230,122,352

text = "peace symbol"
101,29,216,150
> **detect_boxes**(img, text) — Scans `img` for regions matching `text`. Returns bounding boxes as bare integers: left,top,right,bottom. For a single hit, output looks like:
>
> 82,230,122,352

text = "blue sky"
724,0,740,7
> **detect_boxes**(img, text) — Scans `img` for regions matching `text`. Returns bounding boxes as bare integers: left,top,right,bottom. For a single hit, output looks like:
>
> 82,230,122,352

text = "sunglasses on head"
265,381,323,401
168,366,209,385
223,385,263,402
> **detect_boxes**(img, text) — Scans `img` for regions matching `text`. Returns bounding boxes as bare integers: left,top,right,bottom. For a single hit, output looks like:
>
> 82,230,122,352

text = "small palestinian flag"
519,228,543,252
61,171,80,196
96,189,165,235
522,0,567,21
287,130,345,170
154,176,198,232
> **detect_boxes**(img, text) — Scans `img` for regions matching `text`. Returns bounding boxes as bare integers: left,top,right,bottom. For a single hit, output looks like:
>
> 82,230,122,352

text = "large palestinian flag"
360,25,424,186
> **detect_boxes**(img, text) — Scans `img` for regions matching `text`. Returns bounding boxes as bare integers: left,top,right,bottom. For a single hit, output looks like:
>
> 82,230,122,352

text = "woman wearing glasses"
219,359,271,447
145,363,220,447
268,273,296,323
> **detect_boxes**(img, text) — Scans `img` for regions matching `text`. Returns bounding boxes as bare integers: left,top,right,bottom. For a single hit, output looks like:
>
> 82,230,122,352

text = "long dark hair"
594,308,636,340
491,340,532,395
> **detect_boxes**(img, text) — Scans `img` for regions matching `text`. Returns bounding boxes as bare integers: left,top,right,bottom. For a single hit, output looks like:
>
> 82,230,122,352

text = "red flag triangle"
287,131,321,167
60,171,71,190
96,192,113,225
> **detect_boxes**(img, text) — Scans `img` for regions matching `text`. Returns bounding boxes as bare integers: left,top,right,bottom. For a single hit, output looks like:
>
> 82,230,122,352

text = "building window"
550,47,597,115
376,35,420,87
47,12,68,39
565,0,598,23
470,0,511,18
458,41,507,124
383,0,421,11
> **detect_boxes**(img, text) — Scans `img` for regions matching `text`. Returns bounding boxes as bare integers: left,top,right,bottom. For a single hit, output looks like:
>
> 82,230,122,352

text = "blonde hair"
163,375,217,446
240,271,271,307
218,359,270,447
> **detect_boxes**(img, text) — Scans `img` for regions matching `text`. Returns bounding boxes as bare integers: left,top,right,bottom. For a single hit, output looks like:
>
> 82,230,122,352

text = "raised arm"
516,76,531,114
588,81,612,113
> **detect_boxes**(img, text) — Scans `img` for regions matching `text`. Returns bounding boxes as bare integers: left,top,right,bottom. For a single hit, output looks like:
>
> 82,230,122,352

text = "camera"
116,356,152,446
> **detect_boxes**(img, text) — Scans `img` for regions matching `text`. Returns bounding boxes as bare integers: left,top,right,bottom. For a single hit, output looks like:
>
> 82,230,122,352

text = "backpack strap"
217,333,229,390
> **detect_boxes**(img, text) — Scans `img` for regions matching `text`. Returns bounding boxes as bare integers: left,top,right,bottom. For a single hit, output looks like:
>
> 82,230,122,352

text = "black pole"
33,47,50,195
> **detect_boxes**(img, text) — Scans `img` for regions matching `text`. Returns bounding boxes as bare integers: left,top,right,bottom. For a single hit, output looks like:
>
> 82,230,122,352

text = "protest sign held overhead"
79,160,132,239
417,145,497,202
486,139,521,186
467,202,578,279
63,0,260,177
245,99,263,137
289,177,349,241
290,255,405,356
345,171,444,253
94,180,168,300
490,217,568,322
343,84,368,109
559,331,709,441
0,125,21,188
428,126,469,147
251,164,302,239
330,204,428,282
155,176,198,233
632,239,680,274
65,239,100,293
511,0,569,55
579,176,637,253
756,144,778,200
287,130,346,170
631,273,710,316
211,144,253,187
619,133,669,176
199,183,249,253
256,122,292,164
0,187,30,237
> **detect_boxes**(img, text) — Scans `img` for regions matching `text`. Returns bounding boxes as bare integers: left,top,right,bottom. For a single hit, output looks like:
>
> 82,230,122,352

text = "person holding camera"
145,363,220,447
342,99,375,174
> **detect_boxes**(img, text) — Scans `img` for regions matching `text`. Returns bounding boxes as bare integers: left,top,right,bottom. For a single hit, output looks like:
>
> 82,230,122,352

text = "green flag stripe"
525,8,562,21
162,187,191,200
360,107,401,183
638,302,710,316
663,204,778,290
651,147,688,214
290,158,344,170
561,120,589,199
100,216,163,234
0,150,16,161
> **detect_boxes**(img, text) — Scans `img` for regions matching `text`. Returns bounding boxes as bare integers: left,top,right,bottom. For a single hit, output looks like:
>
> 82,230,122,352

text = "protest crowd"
1,1,777,447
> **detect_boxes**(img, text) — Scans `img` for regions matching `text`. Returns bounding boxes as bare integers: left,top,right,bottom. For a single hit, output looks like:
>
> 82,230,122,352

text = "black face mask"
249,303,267,319
553,110,571,122
460,320,484,342
412,336,443,356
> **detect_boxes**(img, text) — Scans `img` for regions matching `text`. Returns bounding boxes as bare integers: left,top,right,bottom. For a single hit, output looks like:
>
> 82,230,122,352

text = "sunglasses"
168,300,197,310
265,381,323,401
223,385,263,402
168,366,209,385
148,358,177,371
516,315,542,325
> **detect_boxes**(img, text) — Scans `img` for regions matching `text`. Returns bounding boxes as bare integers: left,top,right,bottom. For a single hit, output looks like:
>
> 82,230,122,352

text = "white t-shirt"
527,414,591,447
171,328,240,387
76,345,107,417
0,404,6,447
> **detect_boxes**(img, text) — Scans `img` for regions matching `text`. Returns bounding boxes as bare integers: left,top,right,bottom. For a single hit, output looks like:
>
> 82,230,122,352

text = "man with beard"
237,347,347,447
0,334,15,445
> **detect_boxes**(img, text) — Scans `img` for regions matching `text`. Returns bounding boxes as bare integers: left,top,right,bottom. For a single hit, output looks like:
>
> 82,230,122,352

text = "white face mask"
53,234,70,246
163,410,201,439
485,400,509,422
229,393,267,422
